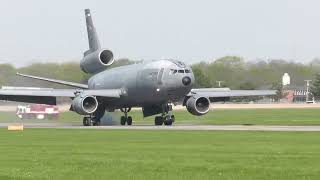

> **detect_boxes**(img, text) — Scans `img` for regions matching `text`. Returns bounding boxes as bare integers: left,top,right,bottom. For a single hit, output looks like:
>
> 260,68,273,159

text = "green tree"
191,67,211,88
311,74,320,99
239,82,256,90
271,81,283,101
0,64,16,85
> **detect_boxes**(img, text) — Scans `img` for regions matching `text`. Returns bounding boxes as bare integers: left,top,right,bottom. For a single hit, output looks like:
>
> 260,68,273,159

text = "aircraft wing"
16,73,89,89
0,88,125,105
189,88,276,98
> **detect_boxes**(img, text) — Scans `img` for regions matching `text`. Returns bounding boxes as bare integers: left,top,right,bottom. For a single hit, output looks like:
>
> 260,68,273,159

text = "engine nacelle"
71,95,98,115
186,96,210,116
80,49,114,74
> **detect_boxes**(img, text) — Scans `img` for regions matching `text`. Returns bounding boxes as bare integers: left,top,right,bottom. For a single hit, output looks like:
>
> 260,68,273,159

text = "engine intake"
81,49,114,74
186,96,210,116
71,95,98,115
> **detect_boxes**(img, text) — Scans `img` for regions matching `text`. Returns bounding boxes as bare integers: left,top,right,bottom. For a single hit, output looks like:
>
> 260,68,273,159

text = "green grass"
129,108,320,125
3,108,320,125
0,129,319,180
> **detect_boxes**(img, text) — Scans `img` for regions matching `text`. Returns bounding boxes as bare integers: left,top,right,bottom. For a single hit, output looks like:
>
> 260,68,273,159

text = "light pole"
216,81,224,88
304,80,312,103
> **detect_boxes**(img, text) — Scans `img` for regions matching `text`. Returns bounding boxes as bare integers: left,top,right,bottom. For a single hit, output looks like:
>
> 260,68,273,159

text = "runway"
2,123,320,132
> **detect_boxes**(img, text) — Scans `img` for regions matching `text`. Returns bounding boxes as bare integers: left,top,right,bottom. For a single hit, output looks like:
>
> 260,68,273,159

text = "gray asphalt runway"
2,123,320,131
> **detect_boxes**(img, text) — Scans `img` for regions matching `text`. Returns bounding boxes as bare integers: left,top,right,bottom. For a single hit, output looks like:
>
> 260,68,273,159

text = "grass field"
0,129,319,180
3,108,320,125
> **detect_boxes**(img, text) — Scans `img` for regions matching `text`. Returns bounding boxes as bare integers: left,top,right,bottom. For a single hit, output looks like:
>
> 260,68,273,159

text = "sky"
0,0,320,66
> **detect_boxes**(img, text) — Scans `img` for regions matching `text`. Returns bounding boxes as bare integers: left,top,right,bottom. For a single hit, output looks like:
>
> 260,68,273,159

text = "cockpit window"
169,69,177,75
170,69,190,74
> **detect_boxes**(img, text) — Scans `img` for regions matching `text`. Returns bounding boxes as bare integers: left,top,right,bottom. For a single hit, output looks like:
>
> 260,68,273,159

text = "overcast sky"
0,0,320,66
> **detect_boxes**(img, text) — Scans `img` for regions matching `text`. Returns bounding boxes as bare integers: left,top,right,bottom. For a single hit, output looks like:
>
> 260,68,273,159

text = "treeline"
1,56,320,90
192,56,320,89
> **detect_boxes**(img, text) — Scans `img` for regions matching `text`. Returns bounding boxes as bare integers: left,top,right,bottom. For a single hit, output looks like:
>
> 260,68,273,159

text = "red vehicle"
16,104,59,120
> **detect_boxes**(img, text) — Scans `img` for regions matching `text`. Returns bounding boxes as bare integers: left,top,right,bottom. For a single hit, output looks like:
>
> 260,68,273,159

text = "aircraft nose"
182,76,191,86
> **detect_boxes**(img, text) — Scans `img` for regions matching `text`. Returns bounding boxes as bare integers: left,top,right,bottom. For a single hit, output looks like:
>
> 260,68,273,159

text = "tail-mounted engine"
185,96,210,116
80,49,114,74
81,9,115,74
71,94,98,115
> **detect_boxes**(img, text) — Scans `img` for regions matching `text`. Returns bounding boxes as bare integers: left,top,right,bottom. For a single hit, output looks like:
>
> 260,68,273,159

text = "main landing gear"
83,115,101,126
82,105,105,126
120,107,132,126
155,104,175,126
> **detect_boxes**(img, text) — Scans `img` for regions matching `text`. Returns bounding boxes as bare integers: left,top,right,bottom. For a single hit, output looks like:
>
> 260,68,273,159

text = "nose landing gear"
120,107,132,126
155,104,175,126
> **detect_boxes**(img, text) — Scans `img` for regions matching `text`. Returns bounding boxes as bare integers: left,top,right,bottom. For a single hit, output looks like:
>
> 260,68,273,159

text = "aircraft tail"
85,9,100,55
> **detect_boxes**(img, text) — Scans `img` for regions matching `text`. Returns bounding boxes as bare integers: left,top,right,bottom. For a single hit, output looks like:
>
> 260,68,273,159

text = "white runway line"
62,125,320,131
1,123,320,132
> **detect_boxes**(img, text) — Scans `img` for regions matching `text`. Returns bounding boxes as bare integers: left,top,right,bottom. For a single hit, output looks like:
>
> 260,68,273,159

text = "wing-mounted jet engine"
184,95,210,116
80,9,114,74
71,94,98,115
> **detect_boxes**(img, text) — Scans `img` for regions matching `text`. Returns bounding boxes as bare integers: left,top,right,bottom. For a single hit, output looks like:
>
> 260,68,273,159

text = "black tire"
164,121,172,126
170,115,175,122
127,116,133,125
120,116,126,125
154,116,159,125
83,117,90,126
164,119,173,126
155,116,164,126
92,119,101,126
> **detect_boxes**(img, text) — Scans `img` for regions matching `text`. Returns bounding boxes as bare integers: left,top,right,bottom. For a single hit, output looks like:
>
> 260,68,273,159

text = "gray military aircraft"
0,9,276,126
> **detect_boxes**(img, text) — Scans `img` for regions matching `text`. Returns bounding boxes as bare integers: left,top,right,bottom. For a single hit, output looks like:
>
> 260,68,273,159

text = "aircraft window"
178,70,184,73
169,69,177,75
185,69,190,73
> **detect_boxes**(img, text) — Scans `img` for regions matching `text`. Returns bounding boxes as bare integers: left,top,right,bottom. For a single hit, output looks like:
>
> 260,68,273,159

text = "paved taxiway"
2,123,320,131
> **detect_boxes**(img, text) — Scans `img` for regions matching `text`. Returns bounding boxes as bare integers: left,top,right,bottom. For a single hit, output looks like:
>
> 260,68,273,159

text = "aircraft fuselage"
88,59,194,109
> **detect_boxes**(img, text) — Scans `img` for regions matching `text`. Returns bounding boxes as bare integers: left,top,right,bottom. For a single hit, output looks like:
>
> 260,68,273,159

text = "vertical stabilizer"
85,9,100,53
81,9,114,74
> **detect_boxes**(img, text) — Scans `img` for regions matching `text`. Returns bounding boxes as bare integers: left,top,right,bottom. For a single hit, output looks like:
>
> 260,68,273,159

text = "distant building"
282,85,310,103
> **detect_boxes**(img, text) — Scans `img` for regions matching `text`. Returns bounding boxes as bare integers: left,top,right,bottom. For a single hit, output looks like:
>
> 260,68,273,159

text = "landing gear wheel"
83,117,92,126
120,116,126,125
164,119,173,126
155,116,164,126
83,117,87,126
127,116,133,125
164,115,174,126
92,119,101,126
120,107,133,126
